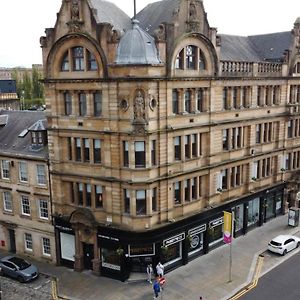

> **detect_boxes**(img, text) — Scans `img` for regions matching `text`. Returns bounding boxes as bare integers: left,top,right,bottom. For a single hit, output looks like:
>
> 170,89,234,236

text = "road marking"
228,254,264,300
51,277,69,300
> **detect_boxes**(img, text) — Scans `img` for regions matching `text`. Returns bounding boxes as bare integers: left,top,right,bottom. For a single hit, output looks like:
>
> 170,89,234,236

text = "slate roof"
219,31,293,62
89,0,131,32
0,110,48,159
136,0,181,35
115,20,161,65
0,80,17,94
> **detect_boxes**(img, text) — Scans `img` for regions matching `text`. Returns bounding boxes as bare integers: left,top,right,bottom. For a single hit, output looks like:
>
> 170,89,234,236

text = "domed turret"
115,20,161,65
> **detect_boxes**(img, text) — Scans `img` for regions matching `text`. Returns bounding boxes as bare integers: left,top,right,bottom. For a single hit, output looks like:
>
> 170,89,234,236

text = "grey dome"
115,20,161,65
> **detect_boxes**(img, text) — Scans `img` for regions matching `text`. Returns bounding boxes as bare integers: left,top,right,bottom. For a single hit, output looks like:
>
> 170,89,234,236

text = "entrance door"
8,229,16,253
83,243,94,270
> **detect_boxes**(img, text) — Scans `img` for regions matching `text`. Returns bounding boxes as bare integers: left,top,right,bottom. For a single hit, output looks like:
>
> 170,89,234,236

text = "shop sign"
98,234,119,242
188,224,206,236
209,217,223,228
190,235,201,249
55,225,73,233
102,262,121,271
128,243,155,257
163,232,185,247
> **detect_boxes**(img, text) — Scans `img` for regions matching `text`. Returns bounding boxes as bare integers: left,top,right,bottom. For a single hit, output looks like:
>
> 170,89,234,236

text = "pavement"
2,214,300,300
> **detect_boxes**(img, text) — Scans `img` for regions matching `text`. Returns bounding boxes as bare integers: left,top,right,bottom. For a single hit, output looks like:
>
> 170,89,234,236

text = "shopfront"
161,233,185,269
128,243,155,272
54,218,75,268
187,224,206,258
208,216,224,248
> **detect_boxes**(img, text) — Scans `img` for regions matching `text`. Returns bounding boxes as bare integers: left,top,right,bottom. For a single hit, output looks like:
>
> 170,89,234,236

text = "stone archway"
70,208,100,275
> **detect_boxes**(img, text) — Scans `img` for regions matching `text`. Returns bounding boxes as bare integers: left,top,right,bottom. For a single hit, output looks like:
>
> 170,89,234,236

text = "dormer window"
31,131,45,146
175,45,207,71
60,47,98,72
61,52,69,71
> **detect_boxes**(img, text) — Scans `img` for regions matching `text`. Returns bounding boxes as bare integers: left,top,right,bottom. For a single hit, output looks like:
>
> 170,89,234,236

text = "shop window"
64,92,72,115
101,248,121,271
209,220,223,246
134,141,146,168
247,198,260,226
234,204,244,232
188,232,204,256
161,242,182,266
136,190,146,215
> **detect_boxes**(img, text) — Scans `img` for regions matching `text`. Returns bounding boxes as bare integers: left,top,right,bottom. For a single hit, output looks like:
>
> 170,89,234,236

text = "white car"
268,234,300,256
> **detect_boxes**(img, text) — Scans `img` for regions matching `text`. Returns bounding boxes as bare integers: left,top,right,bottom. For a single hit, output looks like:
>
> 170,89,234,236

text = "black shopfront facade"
54,184,285,281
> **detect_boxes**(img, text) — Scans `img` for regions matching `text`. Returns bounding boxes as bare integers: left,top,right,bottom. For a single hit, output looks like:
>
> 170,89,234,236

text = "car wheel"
17,276,25,283
282,249,287,256
297,242,300,248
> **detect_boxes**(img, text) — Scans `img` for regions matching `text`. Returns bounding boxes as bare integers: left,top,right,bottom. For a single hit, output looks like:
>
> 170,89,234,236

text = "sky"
1,0,300,68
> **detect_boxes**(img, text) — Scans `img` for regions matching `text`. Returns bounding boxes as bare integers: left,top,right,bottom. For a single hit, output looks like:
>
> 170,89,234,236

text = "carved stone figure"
134,91,145,120
71,0,80,20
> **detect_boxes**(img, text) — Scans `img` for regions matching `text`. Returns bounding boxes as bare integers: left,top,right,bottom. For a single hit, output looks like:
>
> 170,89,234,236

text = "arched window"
186,45,196,69
60,46,98,72
72,46,84,71
199,49,206,70
174,45,207,71
175,49,184,69
61,51,69,71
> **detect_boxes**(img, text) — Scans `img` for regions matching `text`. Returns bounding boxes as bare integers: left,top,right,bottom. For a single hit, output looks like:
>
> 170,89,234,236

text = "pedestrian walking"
156,261,164,278
153,276,161,299
146,264,153,283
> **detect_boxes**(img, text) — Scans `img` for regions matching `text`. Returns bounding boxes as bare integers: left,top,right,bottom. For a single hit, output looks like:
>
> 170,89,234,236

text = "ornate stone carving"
154,24,166,41
71,0,80,20
67,0,84,32
134,90,145,121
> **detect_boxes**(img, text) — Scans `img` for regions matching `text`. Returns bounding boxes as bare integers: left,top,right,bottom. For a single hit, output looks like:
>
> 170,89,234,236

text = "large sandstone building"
41,0,300,280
